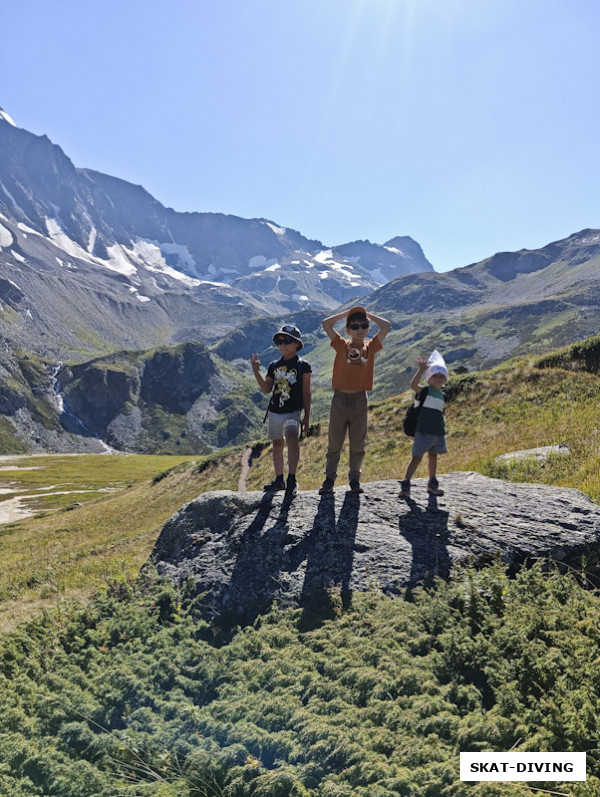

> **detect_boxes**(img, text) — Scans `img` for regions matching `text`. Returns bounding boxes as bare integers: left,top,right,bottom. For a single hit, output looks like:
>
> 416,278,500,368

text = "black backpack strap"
415,385,429,407
263,383,277,422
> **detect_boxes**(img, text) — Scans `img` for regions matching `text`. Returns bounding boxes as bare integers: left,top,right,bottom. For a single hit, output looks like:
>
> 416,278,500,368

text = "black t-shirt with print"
266,355,312,414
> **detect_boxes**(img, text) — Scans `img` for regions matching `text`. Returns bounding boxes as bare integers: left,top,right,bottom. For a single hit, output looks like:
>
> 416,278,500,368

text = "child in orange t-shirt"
319,306,390,494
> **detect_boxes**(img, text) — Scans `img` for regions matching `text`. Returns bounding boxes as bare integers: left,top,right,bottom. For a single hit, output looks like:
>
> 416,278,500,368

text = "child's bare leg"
427,451,444,495
272,439,285,476
285,428,300,475
404,455,423,481
428,451,437,479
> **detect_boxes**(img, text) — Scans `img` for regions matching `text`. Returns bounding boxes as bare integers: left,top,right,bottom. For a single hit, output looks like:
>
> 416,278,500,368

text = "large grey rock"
150,472,600,622
497,445,570,462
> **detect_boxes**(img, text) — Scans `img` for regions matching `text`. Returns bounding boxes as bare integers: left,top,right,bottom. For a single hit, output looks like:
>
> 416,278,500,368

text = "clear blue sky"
2,0,599,271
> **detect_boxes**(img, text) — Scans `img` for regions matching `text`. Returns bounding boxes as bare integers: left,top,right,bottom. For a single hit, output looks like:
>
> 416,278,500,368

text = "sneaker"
427,477,444,497
349,479,364,494
286,475,298,497
399,479,411,498
319,477,335,494
263,476,285,492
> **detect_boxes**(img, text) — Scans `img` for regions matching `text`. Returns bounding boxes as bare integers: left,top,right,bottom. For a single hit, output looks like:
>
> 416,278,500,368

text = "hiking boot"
286,475,298,497
319,477,335,494
399,479,411,499
263,475,285,492
349,479,364,494
427,477,444,497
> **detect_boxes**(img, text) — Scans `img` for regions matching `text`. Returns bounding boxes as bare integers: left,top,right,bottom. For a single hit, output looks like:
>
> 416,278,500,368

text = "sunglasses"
348,322,369,330
275,336,295,345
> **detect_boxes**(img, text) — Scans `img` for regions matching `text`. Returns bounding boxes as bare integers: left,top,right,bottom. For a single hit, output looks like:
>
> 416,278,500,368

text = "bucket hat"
273,324,303,350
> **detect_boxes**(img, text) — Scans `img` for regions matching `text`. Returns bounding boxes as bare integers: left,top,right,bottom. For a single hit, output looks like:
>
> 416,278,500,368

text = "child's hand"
416,356,428,369
251,353,261,370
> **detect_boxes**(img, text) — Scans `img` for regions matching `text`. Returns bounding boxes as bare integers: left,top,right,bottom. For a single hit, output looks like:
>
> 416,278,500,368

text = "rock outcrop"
151,472,600,623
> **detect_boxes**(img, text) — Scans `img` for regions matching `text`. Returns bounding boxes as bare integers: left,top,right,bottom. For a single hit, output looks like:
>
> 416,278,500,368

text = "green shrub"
0,564,598,795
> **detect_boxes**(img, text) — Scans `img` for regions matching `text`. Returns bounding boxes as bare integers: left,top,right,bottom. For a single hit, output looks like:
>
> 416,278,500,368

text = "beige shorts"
267,410,301,440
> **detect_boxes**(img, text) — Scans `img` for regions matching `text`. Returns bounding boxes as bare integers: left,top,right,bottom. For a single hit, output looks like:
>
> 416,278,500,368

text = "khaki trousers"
325,390,368,481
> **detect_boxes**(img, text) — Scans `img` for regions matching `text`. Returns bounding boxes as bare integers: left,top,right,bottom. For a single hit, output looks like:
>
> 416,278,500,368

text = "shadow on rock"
223,491,295,622
294,492,360,629
399,495,451,586
151,474,600,627
223,491,361,627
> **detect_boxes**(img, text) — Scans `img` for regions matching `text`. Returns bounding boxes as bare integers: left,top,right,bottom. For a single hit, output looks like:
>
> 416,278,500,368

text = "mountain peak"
0,107,17,127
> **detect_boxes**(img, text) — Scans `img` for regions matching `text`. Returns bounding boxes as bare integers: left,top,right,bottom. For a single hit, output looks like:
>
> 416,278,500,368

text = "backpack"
402,387,429,437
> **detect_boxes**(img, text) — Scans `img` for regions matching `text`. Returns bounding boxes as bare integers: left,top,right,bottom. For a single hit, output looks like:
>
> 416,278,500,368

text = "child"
251,324,312,496
319,306,390,494
399,350,448,499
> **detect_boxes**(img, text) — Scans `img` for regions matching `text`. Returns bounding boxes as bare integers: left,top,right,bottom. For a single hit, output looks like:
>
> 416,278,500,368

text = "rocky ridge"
0,115,433,361
151,472,600,623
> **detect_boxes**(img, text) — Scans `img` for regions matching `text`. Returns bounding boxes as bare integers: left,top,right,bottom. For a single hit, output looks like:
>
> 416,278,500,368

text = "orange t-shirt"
331,334,383,392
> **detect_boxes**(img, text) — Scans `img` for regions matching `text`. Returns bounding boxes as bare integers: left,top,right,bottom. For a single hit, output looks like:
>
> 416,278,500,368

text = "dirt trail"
238,448,252,492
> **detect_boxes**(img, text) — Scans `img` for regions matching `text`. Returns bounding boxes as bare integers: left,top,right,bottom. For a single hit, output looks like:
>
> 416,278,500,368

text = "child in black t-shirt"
251,324,312,495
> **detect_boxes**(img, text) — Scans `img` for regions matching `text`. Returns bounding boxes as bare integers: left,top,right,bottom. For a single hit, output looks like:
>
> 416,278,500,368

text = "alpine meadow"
3,15,600,790
1,336,600,795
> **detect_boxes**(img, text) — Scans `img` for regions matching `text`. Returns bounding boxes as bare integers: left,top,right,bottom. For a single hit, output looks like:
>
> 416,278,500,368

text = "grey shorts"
267,410,301,440
412,432,447,456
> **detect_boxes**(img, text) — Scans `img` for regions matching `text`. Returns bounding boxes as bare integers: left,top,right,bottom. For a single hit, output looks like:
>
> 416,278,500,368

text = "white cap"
426,349,448,381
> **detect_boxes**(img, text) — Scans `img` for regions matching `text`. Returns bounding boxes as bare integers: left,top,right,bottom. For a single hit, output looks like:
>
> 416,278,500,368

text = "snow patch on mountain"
314,249,334,264
384,245,407,257
0,108,17,127
328,261,357,279
88,226,97,254
35,218,211,290
17,222,42,237
312,249,368,282
248,254,277,269
0,223,14,248
263,221,286,237
46,218,95,263
104,244,138,277
578,233,600,245
151,241,197,275
130,241,200,285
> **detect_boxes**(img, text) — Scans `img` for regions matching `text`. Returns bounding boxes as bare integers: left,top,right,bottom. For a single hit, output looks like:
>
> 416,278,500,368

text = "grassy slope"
2,338,600,630
1,338,600,795
0,452,240,630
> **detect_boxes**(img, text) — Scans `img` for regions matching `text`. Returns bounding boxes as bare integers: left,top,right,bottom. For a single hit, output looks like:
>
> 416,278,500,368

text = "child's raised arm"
366,311,391,343
251,353,274,394
410,356,428,393
322,310,347,341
